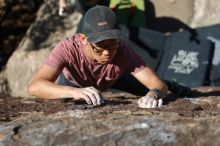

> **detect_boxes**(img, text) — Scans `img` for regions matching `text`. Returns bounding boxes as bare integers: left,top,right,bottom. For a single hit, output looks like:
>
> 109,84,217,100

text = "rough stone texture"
0,87,220,146
151,0,194,25
151,0,220,28
0,0,12,21
5,0,82,98
0,0,43,95
191,0,220,27
0,105,219,146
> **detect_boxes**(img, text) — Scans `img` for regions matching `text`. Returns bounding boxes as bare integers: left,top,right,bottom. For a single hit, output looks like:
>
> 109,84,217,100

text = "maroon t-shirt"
44,34,146,91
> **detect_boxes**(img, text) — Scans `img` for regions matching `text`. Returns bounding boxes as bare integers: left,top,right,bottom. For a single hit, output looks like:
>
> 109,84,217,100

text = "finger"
91,91,100,105
138,98,144,108
81,94,92,105
87,87,102,105
146,97,155,108
138,102,146,108
138,98,143,105
139,104,145,108
152,100,157,108
82,91,97,105
146,100,152,108
142,96,149,104
158,99,163,107
86,92,97,105
139,97,151,108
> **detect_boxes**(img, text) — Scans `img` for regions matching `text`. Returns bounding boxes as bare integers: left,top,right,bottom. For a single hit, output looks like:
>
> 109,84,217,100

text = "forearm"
133,67,168,98
136,68,168,108
28,79,77,99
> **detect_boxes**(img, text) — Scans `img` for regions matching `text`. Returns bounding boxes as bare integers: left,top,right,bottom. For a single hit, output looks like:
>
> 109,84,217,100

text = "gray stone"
0,86,220,145
150,0,194,25
5,0,82,98
191,0,220,27
0,111,219,146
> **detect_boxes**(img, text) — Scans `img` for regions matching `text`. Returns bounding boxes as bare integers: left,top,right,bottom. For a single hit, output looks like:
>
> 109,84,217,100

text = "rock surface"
5,0,82,98
0,87,220,146
1,112,219,146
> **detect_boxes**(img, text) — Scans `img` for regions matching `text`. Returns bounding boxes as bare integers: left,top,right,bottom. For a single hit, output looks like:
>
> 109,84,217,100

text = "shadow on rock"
74,99,132,109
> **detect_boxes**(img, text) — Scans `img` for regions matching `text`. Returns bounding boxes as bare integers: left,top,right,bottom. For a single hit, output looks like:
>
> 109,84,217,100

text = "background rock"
0,0,43,94
5,0,82,98
191,0,220,27
151,0,193,25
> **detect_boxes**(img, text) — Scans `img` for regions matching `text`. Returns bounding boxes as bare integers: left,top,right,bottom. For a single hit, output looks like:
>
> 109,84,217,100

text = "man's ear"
79,34,87,44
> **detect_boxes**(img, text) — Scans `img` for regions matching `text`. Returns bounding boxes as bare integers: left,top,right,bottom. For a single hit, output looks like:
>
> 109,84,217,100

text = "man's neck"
83,41,97,62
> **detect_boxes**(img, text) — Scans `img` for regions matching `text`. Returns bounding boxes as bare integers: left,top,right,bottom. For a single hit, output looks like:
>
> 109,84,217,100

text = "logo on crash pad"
168,50,199,74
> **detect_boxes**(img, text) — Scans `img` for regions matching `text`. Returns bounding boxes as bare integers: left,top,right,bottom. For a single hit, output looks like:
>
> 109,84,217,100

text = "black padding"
121,26,166,69
196,24,220,86
157,30,213,87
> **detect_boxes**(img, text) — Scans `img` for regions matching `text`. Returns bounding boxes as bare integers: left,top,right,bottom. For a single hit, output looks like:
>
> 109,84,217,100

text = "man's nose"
102,49,110,56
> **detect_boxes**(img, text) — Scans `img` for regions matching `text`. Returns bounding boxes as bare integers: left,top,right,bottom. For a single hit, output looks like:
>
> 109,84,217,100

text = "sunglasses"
91,40,120,54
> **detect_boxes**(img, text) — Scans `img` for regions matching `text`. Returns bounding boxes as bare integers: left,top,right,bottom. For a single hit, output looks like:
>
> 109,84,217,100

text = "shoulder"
55,33,86,53
119,40,135,55
60,33,82,46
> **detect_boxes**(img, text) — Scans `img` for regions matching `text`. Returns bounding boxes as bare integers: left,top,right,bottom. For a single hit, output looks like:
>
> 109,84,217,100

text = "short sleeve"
44,41,68,71
122,42,147,74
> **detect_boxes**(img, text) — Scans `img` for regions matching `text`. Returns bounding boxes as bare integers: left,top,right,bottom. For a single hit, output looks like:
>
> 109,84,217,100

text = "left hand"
138,95,163,108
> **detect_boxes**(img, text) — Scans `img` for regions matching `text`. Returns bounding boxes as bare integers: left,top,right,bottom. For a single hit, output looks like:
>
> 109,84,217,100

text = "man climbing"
28,5,168,108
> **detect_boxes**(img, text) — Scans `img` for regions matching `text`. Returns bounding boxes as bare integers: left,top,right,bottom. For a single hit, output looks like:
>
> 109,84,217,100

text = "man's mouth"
102,56,111,60
99,58,111,64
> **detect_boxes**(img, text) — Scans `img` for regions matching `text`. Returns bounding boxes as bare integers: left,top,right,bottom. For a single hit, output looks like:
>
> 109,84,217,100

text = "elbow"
28,82,37,97
28,80,50,100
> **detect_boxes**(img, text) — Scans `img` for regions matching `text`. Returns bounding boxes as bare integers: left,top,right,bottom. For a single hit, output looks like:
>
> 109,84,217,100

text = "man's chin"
99,60,110,64
99,61,109,64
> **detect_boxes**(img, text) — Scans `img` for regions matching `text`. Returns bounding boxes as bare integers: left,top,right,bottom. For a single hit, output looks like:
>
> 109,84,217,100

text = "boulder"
0,87,220,145
0,110,219,146
5,0,82,98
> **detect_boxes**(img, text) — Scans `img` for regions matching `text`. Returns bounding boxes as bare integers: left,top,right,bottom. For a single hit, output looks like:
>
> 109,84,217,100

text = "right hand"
138,96,163,108
73,86,104,106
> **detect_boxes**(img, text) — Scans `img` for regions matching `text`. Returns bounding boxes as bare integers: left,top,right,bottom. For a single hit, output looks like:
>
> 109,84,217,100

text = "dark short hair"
81,5,121,43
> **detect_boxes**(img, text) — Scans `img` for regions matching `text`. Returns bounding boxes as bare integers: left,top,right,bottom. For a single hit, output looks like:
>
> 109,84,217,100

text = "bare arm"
28,64,72,99
133,67,168,108
28,64,103,105
133,67,168,97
